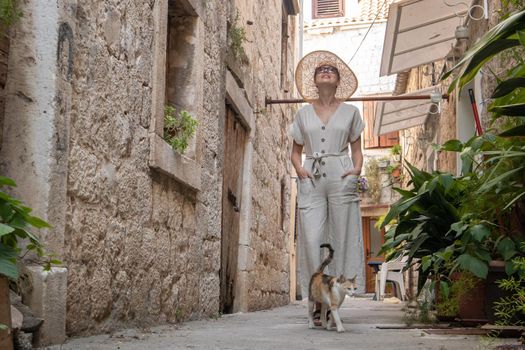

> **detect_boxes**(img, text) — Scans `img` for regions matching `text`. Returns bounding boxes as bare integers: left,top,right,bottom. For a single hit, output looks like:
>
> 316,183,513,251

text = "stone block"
23,266,67,347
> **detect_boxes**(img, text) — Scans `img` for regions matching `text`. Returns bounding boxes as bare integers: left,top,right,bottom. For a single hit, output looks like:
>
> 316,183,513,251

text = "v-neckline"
311,102,342,127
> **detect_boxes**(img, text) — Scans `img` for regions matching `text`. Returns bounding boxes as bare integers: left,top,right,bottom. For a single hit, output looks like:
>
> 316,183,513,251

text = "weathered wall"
63,0,231,335
0,0,297,338
231,0,297,311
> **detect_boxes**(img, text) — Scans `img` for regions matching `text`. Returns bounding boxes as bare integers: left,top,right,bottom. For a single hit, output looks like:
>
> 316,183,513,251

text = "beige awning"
373,87,438,135
380,0,470,76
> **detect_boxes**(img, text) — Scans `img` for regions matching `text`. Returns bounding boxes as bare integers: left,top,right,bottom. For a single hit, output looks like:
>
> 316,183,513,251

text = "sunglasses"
315,66,338,74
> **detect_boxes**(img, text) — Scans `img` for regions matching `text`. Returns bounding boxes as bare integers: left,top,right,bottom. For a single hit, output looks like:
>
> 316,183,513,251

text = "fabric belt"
305,151,348,179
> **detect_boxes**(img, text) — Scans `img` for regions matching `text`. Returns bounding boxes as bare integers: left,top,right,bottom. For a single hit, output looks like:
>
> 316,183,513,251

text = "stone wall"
230,0,298,311
63,0,216,334
1,0,298,339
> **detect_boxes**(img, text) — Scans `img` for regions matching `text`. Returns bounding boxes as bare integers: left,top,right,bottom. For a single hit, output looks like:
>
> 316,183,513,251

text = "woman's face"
314,65,340,87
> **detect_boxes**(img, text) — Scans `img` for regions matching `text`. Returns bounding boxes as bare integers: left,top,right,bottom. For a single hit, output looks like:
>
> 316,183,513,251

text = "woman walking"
290,51,366,302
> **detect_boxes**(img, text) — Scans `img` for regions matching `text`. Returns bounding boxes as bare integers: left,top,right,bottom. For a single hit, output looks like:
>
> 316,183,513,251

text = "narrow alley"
47,298,510,350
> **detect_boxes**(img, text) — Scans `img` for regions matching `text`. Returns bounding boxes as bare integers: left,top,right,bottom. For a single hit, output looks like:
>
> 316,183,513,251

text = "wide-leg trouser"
296,156,366,296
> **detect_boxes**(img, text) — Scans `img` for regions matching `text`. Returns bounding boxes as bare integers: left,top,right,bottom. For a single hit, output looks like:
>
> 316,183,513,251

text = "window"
148,0,203,190
312,0,344,19
165,0,203,158
363,100,399,149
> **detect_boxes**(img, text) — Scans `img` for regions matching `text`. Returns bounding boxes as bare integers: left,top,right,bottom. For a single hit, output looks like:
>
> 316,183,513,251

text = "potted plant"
164,105,198,154
391,144,402,162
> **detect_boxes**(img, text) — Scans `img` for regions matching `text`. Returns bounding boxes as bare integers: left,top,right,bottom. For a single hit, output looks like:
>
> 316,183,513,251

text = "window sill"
148,133,201,191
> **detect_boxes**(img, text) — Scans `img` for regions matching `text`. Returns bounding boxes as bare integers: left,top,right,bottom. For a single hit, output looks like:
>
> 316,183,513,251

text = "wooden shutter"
363,100,379,149
363,100,399,148
379,131,400,147
313,0,344,19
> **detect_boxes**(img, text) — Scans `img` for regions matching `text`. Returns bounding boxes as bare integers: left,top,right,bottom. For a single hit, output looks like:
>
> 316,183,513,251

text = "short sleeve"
348,107,365,143
288,112,304,145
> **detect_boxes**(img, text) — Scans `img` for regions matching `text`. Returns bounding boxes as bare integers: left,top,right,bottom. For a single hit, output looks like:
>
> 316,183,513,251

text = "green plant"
379,163,468,292
163,105,198,154
403,299,436,326
364,157,381,203
0,0,21,30
391,144,402,156
434,273,478,317
228,10,247,60
0,176,56,280
493,250,525,327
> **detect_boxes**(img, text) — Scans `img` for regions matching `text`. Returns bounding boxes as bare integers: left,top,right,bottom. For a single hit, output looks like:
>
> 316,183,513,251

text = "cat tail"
316,244,334,273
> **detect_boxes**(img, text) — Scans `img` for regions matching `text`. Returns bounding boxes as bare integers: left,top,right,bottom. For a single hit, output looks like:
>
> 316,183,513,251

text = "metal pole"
265,94,450,106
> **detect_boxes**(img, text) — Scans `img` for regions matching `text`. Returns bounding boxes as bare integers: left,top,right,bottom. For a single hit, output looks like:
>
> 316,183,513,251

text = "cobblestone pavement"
44,298,518,350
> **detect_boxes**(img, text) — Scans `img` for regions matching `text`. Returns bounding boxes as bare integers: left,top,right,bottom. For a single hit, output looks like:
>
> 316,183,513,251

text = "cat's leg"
308,301,315,329
320,304,328,329
330,307,345,333
327,309,335,330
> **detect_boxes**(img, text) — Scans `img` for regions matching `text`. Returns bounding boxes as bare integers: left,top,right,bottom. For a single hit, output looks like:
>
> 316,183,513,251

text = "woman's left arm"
342,136,363,177
350,136,363,175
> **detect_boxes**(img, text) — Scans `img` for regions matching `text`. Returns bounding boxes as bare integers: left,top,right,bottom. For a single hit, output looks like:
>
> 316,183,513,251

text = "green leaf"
451,222,468,237
421,256,431,272
380,193,423,229
0,244,20,280
0,223,14,237
440,280,450,299
25,215,51,229
498,238,517,261
475,249,492,262
492,77,525,98
499,124,525,137
518,29,525,47
457,253,488,279
0,176,16,187
478,166,524,193
469,224,490,242
490,102,525,116
450,39,520,92
440,139,464,152
439,174,454,193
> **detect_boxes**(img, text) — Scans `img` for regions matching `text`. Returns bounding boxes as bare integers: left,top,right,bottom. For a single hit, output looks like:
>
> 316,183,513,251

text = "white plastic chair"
375,256,408,301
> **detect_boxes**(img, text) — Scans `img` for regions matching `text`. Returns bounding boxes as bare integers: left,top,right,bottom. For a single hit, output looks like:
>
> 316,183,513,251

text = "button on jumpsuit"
290,103,366,295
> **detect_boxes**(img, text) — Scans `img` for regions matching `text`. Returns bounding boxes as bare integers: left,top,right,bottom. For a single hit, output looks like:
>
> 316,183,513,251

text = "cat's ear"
351,274,357,281
338,274,345,282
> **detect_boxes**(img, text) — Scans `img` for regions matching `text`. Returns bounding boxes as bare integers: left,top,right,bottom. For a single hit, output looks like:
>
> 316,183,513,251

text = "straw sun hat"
295,50,358,101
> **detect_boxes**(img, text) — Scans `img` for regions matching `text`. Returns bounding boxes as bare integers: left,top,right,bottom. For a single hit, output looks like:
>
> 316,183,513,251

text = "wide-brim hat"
295,50,358,101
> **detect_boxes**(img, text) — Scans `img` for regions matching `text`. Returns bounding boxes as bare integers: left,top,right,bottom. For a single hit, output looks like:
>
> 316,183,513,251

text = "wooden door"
220,105,247,314
362,217,385,293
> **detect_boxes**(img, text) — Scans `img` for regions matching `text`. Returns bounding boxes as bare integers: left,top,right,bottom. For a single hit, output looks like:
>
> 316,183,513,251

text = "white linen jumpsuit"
290,103,366,295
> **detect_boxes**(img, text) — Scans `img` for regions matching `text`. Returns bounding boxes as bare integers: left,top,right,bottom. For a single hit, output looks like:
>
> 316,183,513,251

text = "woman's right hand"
296,166,312,180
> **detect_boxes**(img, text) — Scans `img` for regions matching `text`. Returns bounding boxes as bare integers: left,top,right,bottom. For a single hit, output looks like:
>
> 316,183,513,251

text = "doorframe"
224,70,255,313
361,204,390,293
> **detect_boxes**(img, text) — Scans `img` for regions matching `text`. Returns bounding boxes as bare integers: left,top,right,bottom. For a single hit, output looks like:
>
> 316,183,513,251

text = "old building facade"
0,0,300,344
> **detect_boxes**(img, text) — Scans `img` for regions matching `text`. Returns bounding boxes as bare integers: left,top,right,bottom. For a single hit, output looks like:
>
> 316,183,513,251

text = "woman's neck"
316,87,338,106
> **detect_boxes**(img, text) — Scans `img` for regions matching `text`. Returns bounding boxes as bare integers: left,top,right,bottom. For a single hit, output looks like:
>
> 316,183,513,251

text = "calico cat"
308,243,357,332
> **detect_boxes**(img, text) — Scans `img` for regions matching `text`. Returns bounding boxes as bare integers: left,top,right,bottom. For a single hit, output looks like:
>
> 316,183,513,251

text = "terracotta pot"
392,167,401,178
450,272,487,322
